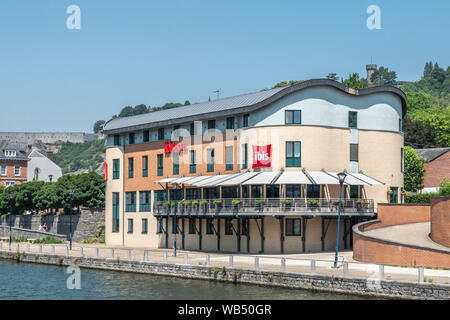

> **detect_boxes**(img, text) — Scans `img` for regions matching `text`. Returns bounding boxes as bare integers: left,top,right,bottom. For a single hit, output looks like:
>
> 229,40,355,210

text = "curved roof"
103,79,407,135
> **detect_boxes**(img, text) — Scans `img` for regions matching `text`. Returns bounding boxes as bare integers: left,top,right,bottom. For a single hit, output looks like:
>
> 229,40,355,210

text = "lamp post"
48,174,53,183
8,193,14,251
173,182,179,257
334,172,347,268
68,188,74,251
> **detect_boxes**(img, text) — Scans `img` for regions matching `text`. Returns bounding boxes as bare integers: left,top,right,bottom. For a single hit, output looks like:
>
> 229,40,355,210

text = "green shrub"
84,222,105,243
34,237,63,244
155,201,162,207
192,200,199,206
12,237,28,242
231,199,240,205
439,178,450,196
213,200,222,205
201,200,208,206
184,200,191,206
405,193,438,204
281,199,291,205
255,199,264,205
308,199,319,206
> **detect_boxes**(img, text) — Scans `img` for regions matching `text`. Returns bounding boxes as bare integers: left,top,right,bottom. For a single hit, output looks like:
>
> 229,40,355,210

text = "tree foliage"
53,139,106,174
342,73,368,89
370,66,397,85
404,146,425,192
93,120,106,133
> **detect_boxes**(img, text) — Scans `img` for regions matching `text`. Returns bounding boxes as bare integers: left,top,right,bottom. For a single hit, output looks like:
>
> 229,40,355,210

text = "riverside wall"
0,250,448,300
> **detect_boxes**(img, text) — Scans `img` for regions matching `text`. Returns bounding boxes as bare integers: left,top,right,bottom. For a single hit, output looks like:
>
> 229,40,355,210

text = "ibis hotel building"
102,79,407,254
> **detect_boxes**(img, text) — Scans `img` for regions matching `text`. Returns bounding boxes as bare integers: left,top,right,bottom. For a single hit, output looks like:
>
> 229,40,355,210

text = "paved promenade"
365,222,449,251
1,240,449,286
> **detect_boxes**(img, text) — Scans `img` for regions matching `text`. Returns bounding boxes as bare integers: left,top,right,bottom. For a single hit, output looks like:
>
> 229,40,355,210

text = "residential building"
415,148,450,193
0,141,30,187
26,149,63,182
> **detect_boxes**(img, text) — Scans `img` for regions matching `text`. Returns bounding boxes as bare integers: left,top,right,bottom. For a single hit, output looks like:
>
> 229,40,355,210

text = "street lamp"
173,182,179,257
48,174,53,183
333,172,347,268
68,188,74,250
8,193,14,251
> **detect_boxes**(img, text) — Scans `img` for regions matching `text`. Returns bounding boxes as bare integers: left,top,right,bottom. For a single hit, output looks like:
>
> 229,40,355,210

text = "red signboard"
252,145,271,168
164,142,187,153
103,161,108,181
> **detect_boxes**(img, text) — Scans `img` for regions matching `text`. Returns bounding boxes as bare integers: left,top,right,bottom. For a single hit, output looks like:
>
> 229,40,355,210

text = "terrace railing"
152,198,374,216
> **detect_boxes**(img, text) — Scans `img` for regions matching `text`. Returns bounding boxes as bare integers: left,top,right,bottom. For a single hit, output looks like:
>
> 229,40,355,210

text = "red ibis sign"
252,145,271,168
164,142,187,153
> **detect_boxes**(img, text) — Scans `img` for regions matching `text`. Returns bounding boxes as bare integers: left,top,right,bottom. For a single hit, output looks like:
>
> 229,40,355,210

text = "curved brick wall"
430,197,450,248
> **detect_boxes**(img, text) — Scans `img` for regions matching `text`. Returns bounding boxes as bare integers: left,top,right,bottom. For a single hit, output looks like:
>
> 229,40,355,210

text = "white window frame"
1,165,6,176
14,165,21,176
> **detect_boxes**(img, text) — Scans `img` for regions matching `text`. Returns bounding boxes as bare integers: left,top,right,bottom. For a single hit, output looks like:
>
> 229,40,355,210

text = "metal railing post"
52,246,55,256
379,265,384,280
65,246,69,257
127,249,131,260
229,256,233,268
26,243,30,253
184,253,188,265
281,258,286,272
111,248,114,258
39,245,42,254
205,255,210,267
310,260,316,274
163,251,168,263
343,262,349,276
16,243,19,252
254,257,259,270
95,247,99,258
80,247,84,257
418,268,424,283
144,250,148,262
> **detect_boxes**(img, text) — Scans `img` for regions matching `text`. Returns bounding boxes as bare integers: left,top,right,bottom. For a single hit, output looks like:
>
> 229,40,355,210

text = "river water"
0,259,372,300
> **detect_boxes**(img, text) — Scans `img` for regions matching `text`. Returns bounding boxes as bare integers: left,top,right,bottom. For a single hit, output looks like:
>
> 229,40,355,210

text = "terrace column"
261,217,264,253
302,217,308,253
181,217,185,250
198,218,202,250
217,218,221,252
279,217,284,254
165,215,169,248
237,218,241,253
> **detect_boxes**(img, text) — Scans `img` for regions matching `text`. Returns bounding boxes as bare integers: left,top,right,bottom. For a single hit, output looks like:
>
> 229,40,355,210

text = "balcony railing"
152,198,375,216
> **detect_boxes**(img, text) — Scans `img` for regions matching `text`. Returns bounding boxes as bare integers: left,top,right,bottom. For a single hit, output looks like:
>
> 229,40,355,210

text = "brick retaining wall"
430,197,450,248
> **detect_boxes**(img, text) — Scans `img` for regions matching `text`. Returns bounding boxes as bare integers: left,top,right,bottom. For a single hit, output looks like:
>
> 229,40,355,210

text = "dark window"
157,154,163,176
128,218,134,234
155,190,166,202
142,156,148,177
186,188,201,200
286,141,301,167
129,133,135,145
114,135,120,146
173,152,179,175
307,185,321,198
350,144,359,162
242,144,248,169
113,159,120,179
286,219,301,236
169,189,183,201
350,186,359,199
190,150,196,173
285,110,301,124
203,187,218,199
226,117,235,130
190,123,195,136
158,128,164,140
207,120,215,129
251,185,262,198
156,218,163,234
126,192,136,212
143,130,149,142
243,114,249,128
225,146,233,171
206,219,214,234
222,186,238,199
139,191,151,212
207,148,214,172
225,219,233,235
266,185,280,198
349,111,357,128
112,192,120,232
286,185,301,198
242,185,249,198
128,158,134,178
189,218,196,234
142,218,148,234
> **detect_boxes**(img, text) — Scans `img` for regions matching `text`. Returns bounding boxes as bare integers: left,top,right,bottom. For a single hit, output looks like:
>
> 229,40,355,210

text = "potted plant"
192,200,199,212
401,190,410,198
281,199,291,210
333,199,344,207
356,199,365,209
255,199,264,211
231,199,240,206
307,199,319,207
213,199,222,212
155,201,163,213
387,188,393,195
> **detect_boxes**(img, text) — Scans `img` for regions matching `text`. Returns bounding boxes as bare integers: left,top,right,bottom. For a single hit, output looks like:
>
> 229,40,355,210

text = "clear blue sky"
0,0,449,133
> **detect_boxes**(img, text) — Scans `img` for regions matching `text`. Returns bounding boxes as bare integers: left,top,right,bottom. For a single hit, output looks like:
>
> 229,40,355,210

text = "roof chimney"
366,64,377,86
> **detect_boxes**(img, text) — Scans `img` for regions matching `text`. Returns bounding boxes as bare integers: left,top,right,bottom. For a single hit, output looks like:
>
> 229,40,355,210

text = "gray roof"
103,79,407,135
415,148,450,163
0,140,29,161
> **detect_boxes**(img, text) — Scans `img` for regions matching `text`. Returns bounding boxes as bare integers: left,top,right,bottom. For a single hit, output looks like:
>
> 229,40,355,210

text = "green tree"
404,146,425,192
326,73,339,81
272,80,303,88
438,178,450,196
370,66,397,85
342,73,368,89
93,120,106,133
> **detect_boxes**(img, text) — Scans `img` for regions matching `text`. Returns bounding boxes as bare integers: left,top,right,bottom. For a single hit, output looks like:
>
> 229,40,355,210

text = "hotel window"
156,218,163,234
286,141,301,167
207,148,214,172
225,218,233,235
126,192,136,212
142,219,148,234
112,192,120,232
349,111,358,128
286,218,301,236
307,185,321,198
157,154,163,176
242,144,248,169
1,165,6,176
129,133,135,145
173,152,179,175
142,156,148,177
139,191,151,212
285,110,301,124
113,135,120,146
350,144,359,162
143,130,149,142
189,218,196,234
286,185,301,198
190,123,195,136
350,185,359,199
186,188,201,200
158,128,164,141
207,120,216,130
243,114,249,128
155,190,167,202
226,117,235,130
225,146,233,171
128,158,134,178
14,165,20,176
113,159,120,179
128,219,133,234
172,218,178,234
190,150,196,173
401,148,404,173
206,219,214,235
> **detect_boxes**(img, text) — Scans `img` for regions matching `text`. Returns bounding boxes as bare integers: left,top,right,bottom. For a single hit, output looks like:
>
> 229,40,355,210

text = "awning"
274,171,312,185
154,177,178,183
348,173,384,185
183,175,217,186
195,174,242,187
326,172,370,186
217,172,261,186
170,176,198,184
306,171,340,184
242,172,279,185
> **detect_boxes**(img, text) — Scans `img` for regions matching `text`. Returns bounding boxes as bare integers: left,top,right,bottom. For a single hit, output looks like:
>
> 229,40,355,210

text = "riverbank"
1,248,448,300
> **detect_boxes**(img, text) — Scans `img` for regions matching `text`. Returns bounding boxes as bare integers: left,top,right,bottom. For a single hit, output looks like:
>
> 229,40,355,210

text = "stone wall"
0,250,448,300
431,197,450,248
0,209,104,242
0,226,66,241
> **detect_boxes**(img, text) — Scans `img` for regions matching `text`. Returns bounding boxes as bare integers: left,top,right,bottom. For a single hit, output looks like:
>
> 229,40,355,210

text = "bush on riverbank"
83,222,105,244
34,237,63,244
